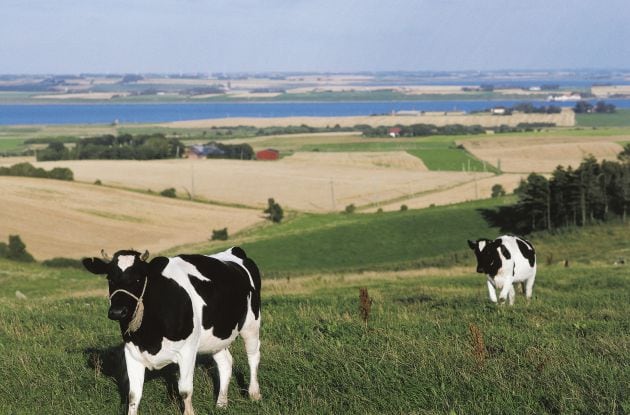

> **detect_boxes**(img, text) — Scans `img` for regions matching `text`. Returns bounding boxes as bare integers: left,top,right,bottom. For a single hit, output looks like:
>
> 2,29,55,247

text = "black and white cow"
82,247,261,415
467,235,536,305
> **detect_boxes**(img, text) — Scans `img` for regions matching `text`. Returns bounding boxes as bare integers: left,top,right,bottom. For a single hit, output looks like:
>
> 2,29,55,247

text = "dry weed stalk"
469,323,486,368
359,287,372,326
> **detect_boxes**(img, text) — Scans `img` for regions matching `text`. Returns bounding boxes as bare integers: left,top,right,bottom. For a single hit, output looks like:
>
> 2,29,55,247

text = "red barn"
388,127,402,137
256,148,280,160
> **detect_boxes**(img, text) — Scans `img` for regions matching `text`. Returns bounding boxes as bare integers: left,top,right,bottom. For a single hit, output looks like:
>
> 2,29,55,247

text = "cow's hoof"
249,391,262,401
216,399,228,409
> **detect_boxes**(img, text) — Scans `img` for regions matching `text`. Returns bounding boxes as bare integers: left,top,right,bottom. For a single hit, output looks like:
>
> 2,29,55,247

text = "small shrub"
376,208,383,213
344,204,356,214
211,228,229,241
160,188,177,198
264,198,284,223
4,235,34,262
400,204,408,211
94,179,102,185
491,184,506,198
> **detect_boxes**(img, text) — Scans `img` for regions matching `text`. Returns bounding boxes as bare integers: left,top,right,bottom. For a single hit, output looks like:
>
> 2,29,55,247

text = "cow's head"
82,249,150,322
467,238,511,277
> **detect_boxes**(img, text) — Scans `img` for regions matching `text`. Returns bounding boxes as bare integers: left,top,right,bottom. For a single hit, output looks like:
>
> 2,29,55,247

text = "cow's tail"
231,247,262,293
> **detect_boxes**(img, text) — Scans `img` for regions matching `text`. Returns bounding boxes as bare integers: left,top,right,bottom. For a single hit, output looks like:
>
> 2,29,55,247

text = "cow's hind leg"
213,348,233,408
525,275,536,302
241,318,262,401
178,350,196,415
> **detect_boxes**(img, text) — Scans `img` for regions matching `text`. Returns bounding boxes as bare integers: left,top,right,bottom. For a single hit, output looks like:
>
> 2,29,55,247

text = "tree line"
482,147,630,234
0,162,73,180
36,134,185,161
357,122,556,138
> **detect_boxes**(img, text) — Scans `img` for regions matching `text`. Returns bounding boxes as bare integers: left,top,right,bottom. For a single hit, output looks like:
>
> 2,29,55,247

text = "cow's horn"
140,250,150,261
101,249,111,261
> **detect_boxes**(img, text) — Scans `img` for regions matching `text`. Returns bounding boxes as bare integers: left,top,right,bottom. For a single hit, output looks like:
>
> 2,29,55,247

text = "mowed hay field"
0,177,261,260
460,135,624,173
30,157,491,212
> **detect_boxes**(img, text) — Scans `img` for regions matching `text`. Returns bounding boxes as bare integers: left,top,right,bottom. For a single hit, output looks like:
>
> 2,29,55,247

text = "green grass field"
1,260,628,414
1,196,630,414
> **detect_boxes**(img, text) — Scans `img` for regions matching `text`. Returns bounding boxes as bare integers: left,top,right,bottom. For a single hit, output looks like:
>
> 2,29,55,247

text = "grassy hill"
172,196,630,277
165,197,511,276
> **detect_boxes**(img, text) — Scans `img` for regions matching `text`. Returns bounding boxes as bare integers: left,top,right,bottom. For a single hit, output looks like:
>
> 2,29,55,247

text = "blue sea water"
1,99,629,125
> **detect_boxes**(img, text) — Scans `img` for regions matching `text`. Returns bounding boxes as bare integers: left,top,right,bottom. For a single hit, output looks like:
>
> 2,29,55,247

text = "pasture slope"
0,197,628,414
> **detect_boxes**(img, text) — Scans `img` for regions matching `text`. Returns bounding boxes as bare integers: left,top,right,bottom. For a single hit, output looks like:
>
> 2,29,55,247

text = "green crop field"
576,109,630,127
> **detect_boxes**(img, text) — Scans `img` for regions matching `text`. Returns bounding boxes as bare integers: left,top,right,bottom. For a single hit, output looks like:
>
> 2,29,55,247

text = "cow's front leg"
213,348,233,408
507,284,516,305
486,278,498,303
498,275,513,304
124,348,146,415
178,351,197,415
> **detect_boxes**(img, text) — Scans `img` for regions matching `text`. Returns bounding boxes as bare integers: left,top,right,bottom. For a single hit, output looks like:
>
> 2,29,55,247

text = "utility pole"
191,162,195,199
330,179,336,211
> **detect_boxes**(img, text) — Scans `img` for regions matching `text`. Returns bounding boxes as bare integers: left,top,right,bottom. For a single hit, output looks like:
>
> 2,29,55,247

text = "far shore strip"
164,110,575,129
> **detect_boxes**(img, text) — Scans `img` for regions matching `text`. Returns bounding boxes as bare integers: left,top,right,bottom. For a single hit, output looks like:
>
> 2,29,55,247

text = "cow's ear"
499,244,511,259
467,240,476,250
140,250,150,262
82,257,109,275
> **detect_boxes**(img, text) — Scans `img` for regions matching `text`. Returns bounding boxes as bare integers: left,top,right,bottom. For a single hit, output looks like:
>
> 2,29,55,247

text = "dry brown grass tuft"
359,287,373,325
469,322,486,368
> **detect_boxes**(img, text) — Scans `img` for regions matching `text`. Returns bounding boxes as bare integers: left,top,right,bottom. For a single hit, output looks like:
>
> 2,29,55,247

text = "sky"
1,0,629,74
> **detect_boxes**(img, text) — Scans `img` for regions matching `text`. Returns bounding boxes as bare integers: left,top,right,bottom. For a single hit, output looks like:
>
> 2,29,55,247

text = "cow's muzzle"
108,306,129,321
476,267,485,274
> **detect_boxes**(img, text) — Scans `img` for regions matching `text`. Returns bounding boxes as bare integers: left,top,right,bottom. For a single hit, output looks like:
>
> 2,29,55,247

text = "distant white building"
547,93,582,102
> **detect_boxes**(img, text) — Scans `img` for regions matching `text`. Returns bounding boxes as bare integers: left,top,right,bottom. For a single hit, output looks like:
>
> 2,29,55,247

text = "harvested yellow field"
592,85,630,97
31,158,491,213
0,177,261,260
166,109,574,129
283,151,428,171
461,136,623,173
373,174,526,212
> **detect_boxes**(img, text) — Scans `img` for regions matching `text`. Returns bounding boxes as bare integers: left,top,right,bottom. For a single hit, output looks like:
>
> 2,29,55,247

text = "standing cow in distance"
82,247,262,415
467,235,536,305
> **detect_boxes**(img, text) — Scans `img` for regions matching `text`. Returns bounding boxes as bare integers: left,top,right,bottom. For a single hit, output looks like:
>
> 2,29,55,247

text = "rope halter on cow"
109,276,148,335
